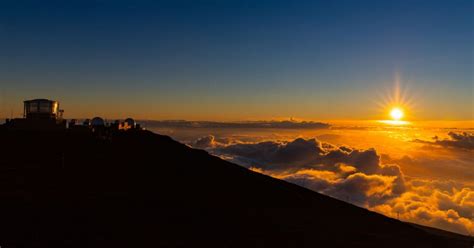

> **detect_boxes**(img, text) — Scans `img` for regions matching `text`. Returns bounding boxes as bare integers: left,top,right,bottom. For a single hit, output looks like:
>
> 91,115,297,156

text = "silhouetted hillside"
0,127,472,247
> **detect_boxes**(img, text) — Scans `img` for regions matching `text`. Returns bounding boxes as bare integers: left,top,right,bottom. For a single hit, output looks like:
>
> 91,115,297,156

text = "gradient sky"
0,0,472,120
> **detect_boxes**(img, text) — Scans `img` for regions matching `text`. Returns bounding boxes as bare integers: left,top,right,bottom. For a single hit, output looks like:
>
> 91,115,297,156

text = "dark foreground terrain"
0,127,472,247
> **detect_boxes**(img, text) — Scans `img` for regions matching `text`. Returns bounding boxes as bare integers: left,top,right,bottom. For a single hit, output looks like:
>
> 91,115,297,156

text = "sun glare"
376,75,416,125
390,107,404,121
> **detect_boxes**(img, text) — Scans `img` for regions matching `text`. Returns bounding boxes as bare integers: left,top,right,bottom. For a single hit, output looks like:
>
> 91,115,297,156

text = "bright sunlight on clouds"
149,120,474,235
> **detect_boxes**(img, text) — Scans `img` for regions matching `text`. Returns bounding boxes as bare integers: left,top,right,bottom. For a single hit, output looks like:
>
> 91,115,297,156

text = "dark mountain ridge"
0,127,472,247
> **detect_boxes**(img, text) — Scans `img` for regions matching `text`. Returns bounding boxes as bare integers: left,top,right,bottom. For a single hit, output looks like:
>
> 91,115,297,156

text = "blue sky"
0,0,472,120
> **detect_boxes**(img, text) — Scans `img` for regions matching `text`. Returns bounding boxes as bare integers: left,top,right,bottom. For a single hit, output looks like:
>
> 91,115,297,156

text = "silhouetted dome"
124,118,136,128
91,117,105,127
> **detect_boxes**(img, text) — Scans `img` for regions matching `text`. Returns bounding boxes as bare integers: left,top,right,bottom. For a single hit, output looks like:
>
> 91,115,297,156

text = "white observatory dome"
91,117,105,126
124,118,136,128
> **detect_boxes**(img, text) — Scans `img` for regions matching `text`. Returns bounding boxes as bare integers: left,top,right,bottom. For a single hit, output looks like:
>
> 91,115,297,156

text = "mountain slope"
0,128,472,247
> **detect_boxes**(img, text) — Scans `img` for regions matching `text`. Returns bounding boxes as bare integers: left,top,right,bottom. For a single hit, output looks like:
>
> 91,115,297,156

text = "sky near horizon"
1,0,473,236
0,0,472,120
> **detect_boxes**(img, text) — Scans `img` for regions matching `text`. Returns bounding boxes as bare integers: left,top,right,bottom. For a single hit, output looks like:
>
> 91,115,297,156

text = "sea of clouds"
190,132,474,235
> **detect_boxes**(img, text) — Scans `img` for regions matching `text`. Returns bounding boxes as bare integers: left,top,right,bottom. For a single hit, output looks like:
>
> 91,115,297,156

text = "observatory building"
3,98,141,133
5,98,66,130
23,99,63,120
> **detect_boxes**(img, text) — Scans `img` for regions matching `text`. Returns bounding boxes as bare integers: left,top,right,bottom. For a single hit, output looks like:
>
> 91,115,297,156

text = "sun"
375,74,417,124
390,107,404,121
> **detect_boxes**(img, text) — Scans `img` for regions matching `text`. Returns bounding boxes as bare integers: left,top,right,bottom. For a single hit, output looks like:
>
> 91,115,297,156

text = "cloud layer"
414,132,474,150
192,135,474,235
144,120,330,129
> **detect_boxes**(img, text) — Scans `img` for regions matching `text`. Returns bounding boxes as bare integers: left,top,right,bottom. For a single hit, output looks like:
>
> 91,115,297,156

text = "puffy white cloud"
191,135,474,235
372,179,474,235
204,136,407,206
214,138,325,169
278,168,403,207
213,138,390,175
326,173,397,207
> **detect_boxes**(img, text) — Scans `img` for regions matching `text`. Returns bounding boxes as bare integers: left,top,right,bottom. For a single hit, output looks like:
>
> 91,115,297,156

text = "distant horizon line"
3,118,473,130
1,116,473,123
